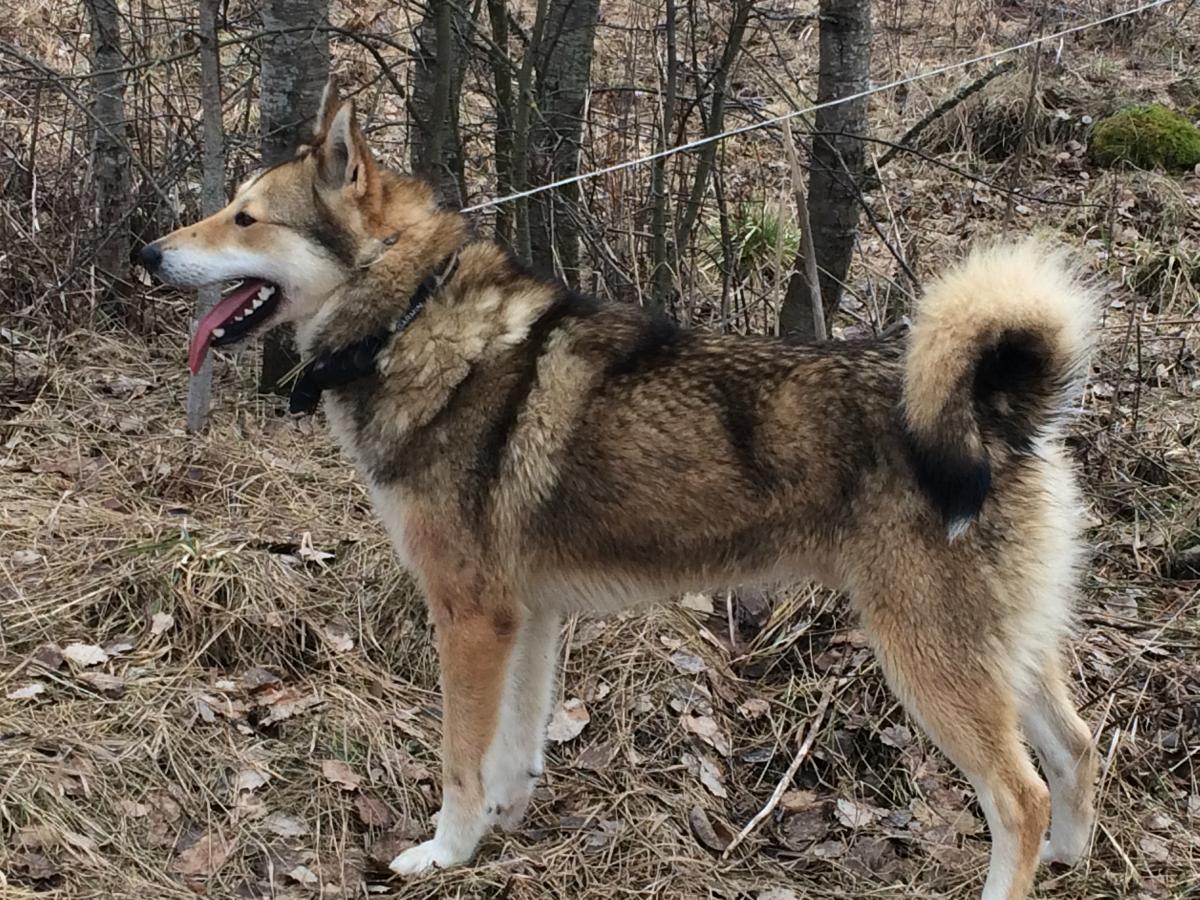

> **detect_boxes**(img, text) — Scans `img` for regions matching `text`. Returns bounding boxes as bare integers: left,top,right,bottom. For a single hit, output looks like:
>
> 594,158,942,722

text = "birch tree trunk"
779,0,871,341
187,0,226,433
84,0,130,317
258,0,330,395
527,0,601,285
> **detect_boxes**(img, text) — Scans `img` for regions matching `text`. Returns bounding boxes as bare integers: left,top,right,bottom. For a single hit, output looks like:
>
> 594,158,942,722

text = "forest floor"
2,1,1199,898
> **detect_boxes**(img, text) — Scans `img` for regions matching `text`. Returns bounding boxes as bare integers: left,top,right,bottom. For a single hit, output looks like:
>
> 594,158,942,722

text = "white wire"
461,0,1174,214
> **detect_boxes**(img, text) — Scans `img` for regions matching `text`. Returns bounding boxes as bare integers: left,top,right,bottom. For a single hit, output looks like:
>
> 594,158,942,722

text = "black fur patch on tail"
905,435,991,532
973,328,1055,453
907,327,1059,532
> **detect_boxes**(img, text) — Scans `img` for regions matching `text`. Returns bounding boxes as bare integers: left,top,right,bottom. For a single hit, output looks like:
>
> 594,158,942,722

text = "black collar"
288,252,459,414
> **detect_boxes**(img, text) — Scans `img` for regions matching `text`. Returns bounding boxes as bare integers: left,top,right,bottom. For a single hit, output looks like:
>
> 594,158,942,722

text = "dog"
141,78,1099,900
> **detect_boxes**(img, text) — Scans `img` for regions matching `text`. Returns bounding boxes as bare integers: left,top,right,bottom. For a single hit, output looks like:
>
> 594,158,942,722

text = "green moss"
1090,104,1200,172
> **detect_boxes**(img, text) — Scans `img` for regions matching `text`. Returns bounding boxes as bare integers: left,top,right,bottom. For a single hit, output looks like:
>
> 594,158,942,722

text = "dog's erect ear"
319,100,376,197
313,74,342,141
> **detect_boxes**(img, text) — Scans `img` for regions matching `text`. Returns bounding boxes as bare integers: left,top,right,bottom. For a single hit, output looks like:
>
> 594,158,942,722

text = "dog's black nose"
138,242,163,271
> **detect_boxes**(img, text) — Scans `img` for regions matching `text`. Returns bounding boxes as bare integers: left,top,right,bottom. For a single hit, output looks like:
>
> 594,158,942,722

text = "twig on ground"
723,677,837,856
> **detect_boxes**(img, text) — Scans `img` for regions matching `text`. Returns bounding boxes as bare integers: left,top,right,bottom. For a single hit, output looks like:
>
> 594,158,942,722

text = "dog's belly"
527,553,841,617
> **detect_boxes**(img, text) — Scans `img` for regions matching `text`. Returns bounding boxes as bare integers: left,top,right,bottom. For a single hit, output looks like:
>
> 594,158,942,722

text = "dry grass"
4,1,1200,898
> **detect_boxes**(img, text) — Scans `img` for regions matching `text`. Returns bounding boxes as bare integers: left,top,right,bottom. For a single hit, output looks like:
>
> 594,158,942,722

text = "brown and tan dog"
142,79,1099,899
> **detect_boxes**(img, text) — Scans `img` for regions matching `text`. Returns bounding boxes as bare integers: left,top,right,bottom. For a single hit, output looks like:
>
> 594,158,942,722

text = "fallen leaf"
681,712,731,756
670,651,707,675
107,374,153,398
758,889,800,900
369,830,417,867
782,806,829,847
835,798,882,829
10,850,59,881
573,741,618,771
172,831,233,876
31,643,65,670
11,549,42,566
582,818,624,852
288,864,320,885
1139,834,1170,863
118,799,150,818
241,667,282,691
62,642,108,667
117,415,146,434
320,620,354,653
151,612,175,636
7,682,46,700
145,792,183,847
264,812,310,838
697,754,727,799
807,838,846,859
321,759,361,791
738,698,770,720
781,790,819,812
257,687,322,725
688,805,733,852
77,671,125,698
681,592,714,614
879,724,912,749
355,794,395,828
547,697,589,743
234,769,269,793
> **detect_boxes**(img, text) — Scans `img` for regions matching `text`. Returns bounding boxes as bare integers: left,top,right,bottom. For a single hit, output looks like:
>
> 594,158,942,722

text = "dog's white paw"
388,839,465,877
1040,837,1086,866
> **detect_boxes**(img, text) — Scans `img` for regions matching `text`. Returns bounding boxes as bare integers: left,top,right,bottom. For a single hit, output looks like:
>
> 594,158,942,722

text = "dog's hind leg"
389,580,520,876
485,607,561,832
860,598,1049,900
1020,652,1097,865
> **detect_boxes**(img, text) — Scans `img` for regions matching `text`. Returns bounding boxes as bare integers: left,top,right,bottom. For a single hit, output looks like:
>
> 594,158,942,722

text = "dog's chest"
324,396,417,570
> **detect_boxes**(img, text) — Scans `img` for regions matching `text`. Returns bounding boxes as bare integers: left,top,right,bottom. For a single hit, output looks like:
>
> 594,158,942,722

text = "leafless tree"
186,0,227,433
83,0,131,317
527,0,602,284
258,0,331,395
410,0,471,206
780,0,871,341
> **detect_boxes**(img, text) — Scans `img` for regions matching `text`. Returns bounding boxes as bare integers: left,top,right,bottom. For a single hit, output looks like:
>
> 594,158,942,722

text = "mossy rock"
1090,104,1200,172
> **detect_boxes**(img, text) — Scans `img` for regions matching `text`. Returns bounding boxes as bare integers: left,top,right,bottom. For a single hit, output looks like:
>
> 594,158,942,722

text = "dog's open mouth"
188,279,284,374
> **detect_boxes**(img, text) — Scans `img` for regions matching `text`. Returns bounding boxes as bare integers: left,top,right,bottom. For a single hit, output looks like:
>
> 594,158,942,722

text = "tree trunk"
187,0,226,433
527,0,601,284
258,0,330,395
649,0,678,309
486,0,514,245
672,0,753,261
410,0,470,207
779,0,871,342
84,0,130,317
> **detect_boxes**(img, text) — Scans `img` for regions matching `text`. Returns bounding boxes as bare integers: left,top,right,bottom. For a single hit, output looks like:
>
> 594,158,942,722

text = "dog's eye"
234,211,256,227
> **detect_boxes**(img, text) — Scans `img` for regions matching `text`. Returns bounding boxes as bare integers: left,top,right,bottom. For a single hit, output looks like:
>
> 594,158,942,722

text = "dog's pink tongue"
187,280,267,374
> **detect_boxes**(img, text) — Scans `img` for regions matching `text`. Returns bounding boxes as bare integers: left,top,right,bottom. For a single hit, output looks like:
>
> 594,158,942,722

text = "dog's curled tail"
904,240,1096,536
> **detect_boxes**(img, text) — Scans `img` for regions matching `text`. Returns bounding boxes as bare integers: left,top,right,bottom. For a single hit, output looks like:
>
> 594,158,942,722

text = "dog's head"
142,77,442,374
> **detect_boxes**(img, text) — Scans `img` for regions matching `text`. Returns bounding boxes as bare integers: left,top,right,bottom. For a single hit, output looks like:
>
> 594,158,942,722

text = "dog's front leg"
389,589,519,876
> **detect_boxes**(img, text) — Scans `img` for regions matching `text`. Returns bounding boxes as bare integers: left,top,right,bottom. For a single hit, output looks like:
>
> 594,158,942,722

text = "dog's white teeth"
233,314,244,322
257,286,274,300
242,306,253,316
252,298,264,309
212,328,225,338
